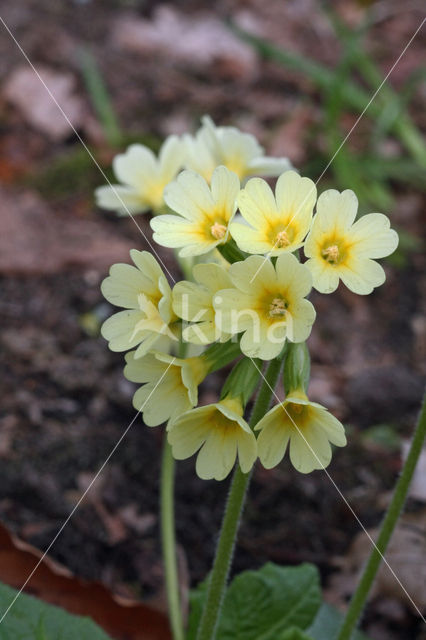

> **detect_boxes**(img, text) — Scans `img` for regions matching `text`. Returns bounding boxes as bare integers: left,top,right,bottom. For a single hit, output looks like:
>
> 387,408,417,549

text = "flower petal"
289,426,332,473
275,253,312,299
192,262,233,293
196,428,238,481
275,171,316,232
124,351,165,383
350,213,399,259
237,177,278,228
163,170,214,221
95,185,148,215
173,281,212,320
339,258,385,294
168,408,212,458
256,407,291,469
230,222,272,254
288,299,316,343
236,430,257,473
210,166,240,221
101,263,152,308
213,289,257,333
310,407,347,447
304,258,340,294
101,310,146,351
113,144,157,188
314,189,358,232
158,135,186,181
229,255,276,293
247,156,292,178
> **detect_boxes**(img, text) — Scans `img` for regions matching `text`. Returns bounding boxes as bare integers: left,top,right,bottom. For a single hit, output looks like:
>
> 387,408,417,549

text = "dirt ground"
0,1,425,639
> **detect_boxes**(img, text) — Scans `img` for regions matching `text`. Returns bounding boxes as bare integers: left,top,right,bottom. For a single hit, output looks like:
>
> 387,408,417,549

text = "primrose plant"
96,115,417,640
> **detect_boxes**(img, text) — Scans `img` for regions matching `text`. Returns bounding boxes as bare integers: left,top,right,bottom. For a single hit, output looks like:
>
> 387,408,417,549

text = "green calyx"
283,342,311,395
202,340,241,374
220,357,262,407
217,238,246,264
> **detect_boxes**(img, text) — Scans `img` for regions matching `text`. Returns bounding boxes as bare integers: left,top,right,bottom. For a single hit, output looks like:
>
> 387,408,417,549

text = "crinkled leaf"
186,563,321,640
0,581,112,640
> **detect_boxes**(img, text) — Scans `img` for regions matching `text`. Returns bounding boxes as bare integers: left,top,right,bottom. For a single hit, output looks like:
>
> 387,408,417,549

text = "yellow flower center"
286,401,308,424
275,230,290,248
223,154,246,179
321,244,341,265
268,223,296,249
144,181,166,211
268,297,288,317
289,402,304,415
210,222,227,240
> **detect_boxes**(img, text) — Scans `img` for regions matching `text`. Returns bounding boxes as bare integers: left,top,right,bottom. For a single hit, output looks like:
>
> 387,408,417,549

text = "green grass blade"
78,48,123,148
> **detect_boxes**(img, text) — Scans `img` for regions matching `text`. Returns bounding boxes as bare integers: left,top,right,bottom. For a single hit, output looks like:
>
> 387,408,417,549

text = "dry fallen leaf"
112,6,258,79
327,510,426,615
0,187,132,275
3,66,86,141
0,521,172,640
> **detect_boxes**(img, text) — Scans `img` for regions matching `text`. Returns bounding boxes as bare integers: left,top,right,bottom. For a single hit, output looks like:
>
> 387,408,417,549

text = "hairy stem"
338,390,426,640
196,356,283,640
161,441,184,640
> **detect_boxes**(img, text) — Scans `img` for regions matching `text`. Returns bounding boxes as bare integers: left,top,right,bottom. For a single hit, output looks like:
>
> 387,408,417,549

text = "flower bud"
283,342,310,395
220,357,261,406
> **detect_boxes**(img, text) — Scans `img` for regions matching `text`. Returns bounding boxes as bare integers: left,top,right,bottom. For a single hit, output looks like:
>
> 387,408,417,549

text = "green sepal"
220,357,262,406
283,342,310,395
217,238,246,264
202,340,241,374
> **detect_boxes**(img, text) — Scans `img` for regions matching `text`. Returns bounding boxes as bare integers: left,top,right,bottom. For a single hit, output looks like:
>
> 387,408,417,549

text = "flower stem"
161,441,184,640
196,356,283,640
337,390,426,640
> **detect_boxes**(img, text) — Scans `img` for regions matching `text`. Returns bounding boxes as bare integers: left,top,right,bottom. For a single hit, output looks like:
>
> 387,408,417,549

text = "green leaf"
0,581,112,640
187,563,321,640
277,627,313,640
186,579,208,640
308,602,370,640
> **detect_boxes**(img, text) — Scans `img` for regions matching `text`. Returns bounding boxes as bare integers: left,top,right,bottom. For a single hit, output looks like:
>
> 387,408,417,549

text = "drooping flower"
101,250,178,358
168,396,257,480
230,171,317,256
213,253,316,360
304,189,399,294
151,166,240,257
183,115,291,183
95,136,185,215
255,390,346,473
173,262,233,344
124,350,209,426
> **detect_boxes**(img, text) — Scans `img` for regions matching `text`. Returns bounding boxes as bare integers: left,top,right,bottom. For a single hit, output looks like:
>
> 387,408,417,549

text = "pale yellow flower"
95,136,185,215
231,171,316,256
213,253,316,360
183,115,291,182
101,250,178,358
304,189,399,294
151,166,240,257
168,396,257,480
124,351,208,426
255,390,346,473
172,263,233,344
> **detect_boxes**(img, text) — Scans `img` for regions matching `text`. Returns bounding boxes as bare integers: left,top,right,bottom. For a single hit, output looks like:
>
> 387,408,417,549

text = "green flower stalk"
196,354,284,640
338,390,426,640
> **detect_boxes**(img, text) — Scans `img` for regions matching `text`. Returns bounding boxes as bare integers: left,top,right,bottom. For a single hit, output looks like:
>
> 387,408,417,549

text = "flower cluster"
97,115,398,481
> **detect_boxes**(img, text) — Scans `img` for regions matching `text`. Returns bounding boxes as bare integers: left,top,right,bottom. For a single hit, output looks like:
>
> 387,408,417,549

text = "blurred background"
0,1,425,639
